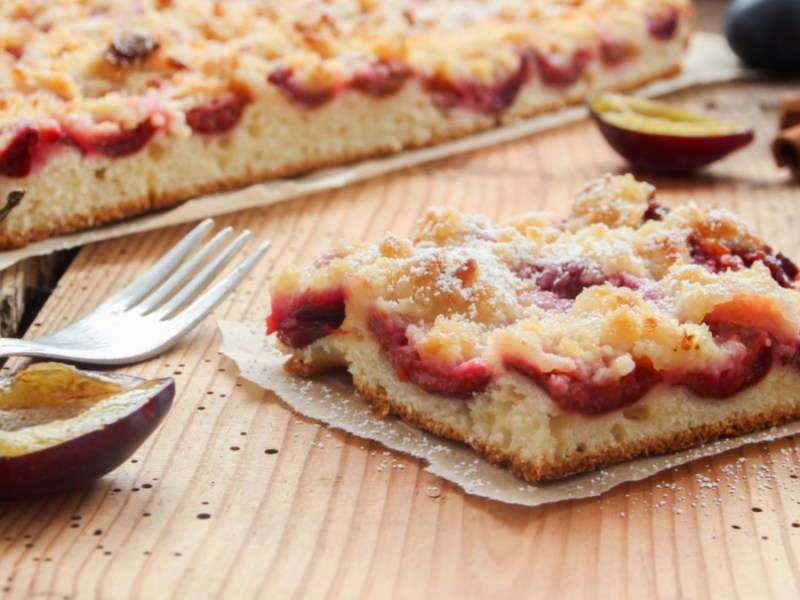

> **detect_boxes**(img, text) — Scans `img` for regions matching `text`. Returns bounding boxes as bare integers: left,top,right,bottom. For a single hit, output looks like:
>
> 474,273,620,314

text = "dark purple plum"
0,363,174,498
589,93,754,173
724,0,800,75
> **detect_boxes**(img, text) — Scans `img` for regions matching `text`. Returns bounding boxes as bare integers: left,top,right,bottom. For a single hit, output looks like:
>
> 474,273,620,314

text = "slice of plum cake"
267,174,800,482
0,0,693,248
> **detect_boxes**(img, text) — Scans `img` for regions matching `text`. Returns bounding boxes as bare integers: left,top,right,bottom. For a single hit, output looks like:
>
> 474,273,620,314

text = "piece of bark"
0,252,74,338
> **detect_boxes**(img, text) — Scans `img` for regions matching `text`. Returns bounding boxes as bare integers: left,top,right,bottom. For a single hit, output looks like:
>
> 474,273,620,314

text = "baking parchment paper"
0,32,753,271
218,320,800,507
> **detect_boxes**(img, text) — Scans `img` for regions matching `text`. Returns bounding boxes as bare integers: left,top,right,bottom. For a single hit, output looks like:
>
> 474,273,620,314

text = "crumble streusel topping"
0,0,690,131
270,174,800,379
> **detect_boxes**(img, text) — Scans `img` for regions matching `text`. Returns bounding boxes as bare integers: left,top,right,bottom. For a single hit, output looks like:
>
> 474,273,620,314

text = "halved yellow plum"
589,93,754,173
0,363,174,498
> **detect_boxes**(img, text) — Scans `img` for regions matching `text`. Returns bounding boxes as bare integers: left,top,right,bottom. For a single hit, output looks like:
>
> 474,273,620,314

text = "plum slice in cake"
267,174,800,483
0,0,693,248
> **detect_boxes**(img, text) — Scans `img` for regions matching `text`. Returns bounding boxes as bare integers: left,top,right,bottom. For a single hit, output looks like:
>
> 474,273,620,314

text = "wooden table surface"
3,3,800,598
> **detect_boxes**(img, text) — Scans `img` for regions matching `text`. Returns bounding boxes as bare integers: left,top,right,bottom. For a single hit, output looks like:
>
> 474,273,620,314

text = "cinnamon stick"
772,94,800,179
773,123,800,178
778,95,800,131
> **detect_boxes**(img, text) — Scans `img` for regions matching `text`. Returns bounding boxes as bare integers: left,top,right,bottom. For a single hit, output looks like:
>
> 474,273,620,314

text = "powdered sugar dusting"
275,173,800,381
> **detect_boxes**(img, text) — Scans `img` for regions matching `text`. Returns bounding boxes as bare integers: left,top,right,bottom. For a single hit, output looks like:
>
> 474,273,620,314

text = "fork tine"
136,226,235,314
154,230,253,319
0,225,271,367
94,218,216,312
157,240,271,337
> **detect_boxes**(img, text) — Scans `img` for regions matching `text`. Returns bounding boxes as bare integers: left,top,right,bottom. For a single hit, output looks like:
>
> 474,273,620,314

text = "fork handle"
0,338,62,360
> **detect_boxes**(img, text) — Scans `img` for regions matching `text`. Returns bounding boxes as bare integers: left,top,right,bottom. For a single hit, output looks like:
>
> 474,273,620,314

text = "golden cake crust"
350,371,800,482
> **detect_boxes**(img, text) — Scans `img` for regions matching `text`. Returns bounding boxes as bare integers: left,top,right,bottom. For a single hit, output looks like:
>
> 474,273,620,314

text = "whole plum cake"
267,174,800,482
0,0,692,248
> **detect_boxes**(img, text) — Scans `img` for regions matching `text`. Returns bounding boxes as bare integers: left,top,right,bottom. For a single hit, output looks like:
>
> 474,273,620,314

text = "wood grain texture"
3,7,800,599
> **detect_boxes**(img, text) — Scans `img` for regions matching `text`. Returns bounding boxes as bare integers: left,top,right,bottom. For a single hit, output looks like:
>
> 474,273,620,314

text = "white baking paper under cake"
0,32,754,271
218,320,800,507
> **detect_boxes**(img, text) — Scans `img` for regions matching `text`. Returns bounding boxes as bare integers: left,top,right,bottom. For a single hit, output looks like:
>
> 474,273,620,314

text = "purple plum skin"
591,113,755,174
724,0,800,75
0,375,174,498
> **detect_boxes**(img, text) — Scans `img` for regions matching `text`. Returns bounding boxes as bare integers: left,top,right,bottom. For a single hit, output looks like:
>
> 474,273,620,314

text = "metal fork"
0,219,270,365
